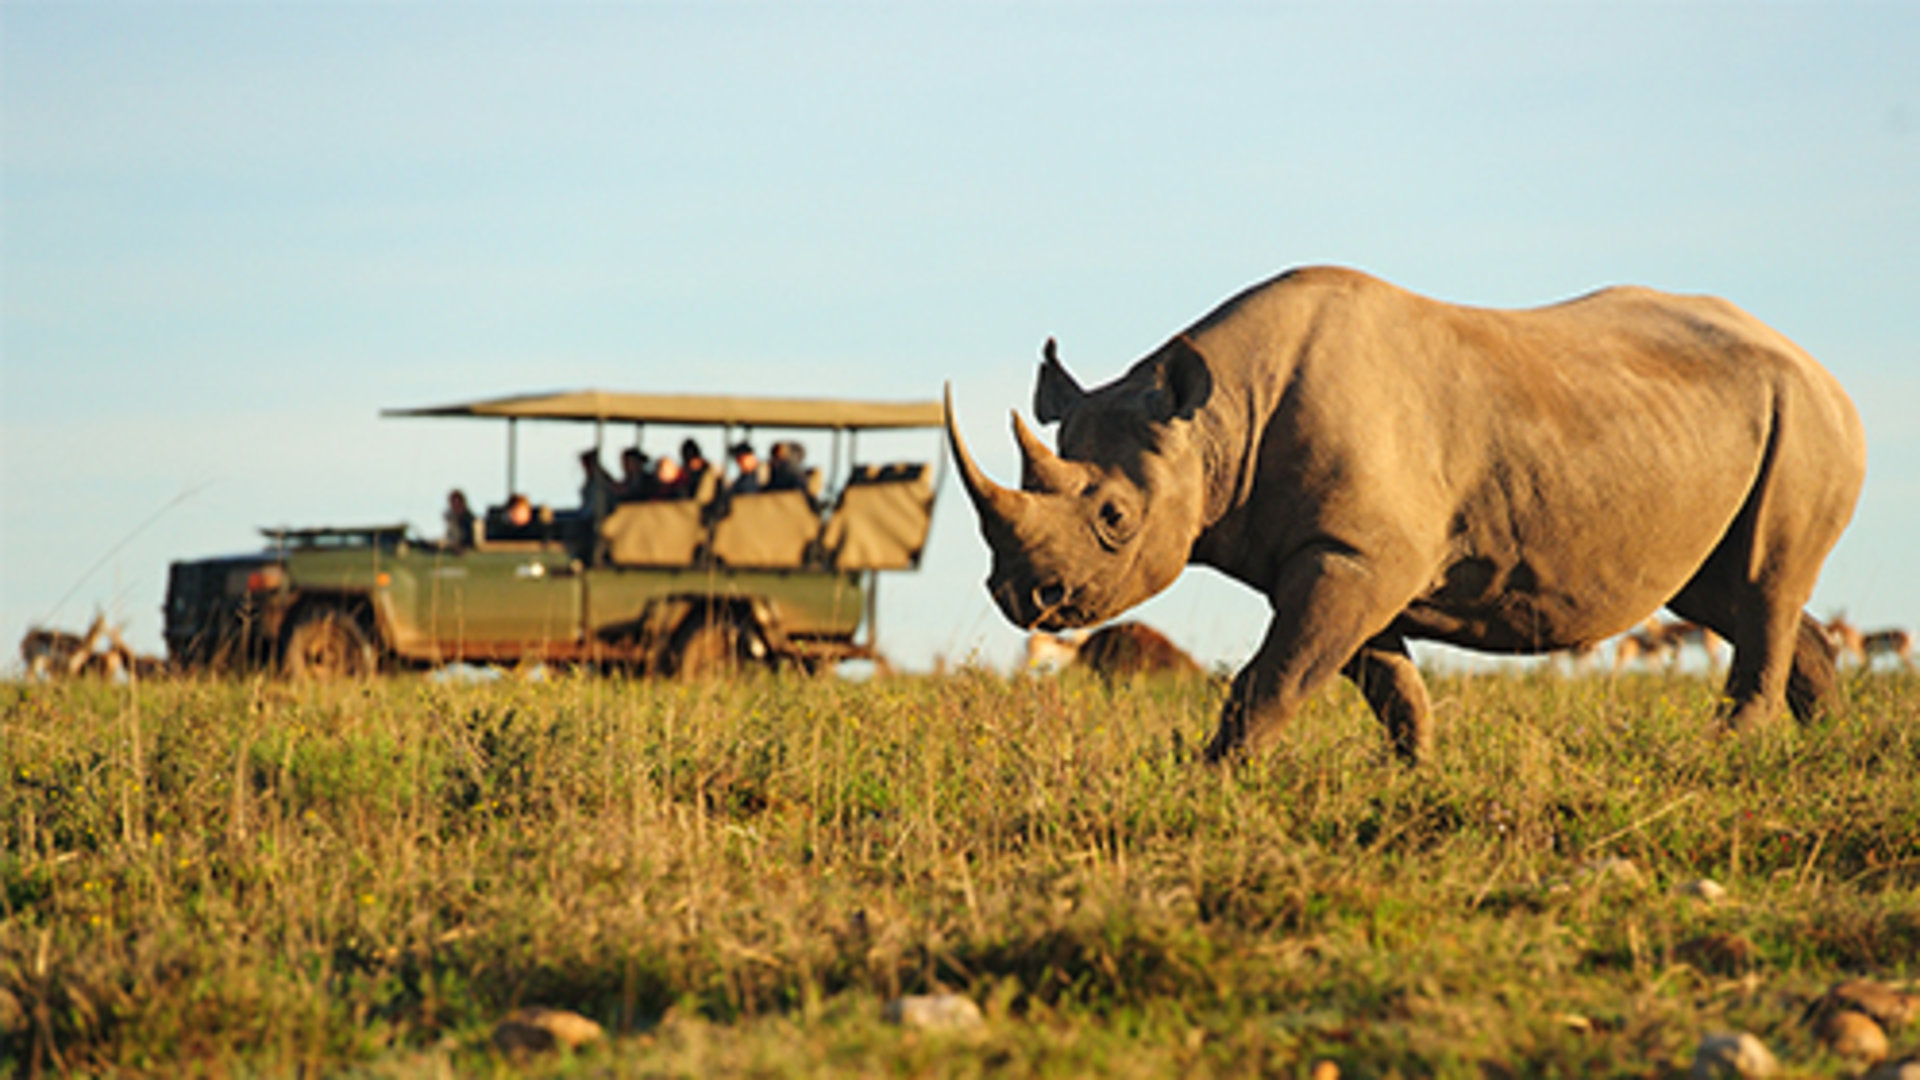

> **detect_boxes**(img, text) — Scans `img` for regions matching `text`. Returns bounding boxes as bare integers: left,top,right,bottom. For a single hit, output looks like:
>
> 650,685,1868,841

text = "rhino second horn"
1011,410,1079,494
943,385,1028,525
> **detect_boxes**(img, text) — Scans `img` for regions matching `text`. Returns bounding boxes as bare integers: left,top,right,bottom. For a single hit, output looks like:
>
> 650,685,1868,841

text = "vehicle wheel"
283,609,377,680
670,620,740,680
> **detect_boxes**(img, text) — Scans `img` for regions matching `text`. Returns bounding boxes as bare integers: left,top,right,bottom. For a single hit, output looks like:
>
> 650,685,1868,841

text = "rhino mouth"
1034,606,1090,631
992,577,1093,631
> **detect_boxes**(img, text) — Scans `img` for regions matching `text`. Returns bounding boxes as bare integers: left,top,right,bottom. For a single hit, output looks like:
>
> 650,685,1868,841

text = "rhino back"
1182,269,1862,650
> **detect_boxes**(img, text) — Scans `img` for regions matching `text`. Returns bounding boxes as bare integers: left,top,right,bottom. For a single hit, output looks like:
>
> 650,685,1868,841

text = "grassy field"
2,665,1916,1077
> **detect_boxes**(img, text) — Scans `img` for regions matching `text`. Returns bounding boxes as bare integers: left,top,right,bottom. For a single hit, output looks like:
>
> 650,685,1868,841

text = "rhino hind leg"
1667,572,1838,730
1784,612,1839,722
1341,635,1433,765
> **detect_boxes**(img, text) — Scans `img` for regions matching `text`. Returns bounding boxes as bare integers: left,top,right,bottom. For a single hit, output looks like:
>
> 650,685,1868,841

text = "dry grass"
3,667,1916,1076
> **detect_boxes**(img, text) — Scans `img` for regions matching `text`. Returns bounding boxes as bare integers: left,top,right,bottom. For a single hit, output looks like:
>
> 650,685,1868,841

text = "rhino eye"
1094,500,1135,549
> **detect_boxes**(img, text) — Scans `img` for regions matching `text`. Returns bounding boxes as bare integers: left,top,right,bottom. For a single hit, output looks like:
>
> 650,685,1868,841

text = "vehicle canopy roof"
384,389,943,431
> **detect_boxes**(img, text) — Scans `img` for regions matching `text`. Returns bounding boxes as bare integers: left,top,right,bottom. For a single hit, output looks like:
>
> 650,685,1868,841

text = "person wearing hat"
616,446,653,501
728,441,766,494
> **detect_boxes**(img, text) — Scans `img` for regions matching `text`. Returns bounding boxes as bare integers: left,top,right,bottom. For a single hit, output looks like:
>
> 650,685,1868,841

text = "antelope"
1824,615,1915,671
1612,618,1723,672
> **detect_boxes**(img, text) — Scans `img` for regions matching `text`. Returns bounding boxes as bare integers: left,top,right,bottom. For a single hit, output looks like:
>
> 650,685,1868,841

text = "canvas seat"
601,499,705,566
823,463,934,570
709,490,820,568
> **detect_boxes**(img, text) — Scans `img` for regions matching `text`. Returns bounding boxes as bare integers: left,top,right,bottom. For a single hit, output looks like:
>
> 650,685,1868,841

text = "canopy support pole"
506,418,519,498
864,571,879,649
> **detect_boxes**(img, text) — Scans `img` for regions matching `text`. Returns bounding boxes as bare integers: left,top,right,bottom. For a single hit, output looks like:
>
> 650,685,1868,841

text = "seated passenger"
650,454,692,500
766,440,804,490
680,438,711,498
444,488,476,551
727,442,765,495
766,440,816,509
484,492,543,541
579,449,619,517
616,447,653,501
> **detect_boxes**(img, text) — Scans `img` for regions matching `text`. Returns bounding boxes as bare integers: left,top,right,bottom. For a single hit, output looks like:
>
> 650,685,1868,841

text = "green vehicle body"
165,527,870,675
163,388,943,677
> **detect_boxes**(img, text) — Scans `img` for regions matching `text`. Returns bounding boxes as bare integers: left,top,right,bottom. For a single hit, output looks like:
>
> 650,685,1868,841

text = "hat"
728,441,755,459
681,437,706,462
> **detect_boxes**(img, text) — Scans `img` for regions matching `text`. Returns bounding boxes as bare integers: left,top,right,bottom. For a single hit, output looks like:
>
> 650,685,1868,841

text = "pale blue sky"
4,3,1915,673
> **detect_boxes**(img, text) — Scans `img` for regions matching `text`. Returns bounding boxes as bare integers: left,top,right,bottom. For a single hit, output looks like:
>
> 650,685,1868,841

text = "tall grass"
3,668,1915,1076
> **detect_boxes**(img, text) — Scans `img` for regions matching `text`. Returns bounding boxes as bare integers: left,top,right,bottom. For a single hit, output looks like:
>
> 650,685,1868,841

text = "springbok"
1612,618,1723,672
1823,615,1916,671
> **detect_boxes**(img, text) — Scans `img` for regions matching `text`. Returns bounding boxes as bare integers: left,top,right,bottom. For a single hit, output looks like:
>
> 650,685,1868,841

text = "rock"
1865,1058,1920,1080
1583,857,1643,886
1676,932,1757,975
884,993,984,1032
1691,1031,1778,1079
1552,1012,1593,1033
1819,979,1920,1031
1678,878,1727,903
1816,1009,1889,1063
492,1006,605,1055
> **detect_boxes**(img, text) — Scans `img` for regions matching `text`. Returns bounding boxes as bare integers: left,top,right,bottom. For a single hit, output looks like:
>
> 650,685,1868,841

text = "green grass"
3,667,1916,1077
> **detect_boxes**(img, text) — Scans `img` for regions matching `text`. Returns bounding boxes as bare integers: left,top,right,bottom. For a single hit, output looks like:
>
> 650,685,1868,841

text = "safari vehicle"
163,390,944,678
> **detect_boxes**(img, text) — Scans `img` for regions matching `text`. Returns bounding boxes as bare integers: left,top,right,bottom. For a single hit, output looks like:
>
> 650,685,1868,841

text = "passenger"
444,489,476,550
728,441,765,495
766,439,816,509
651,454,692,500
506,493,535,530
766,440,807,492
579,449,620,517
483,493,540,541
680,438,711,497
617,447,653,501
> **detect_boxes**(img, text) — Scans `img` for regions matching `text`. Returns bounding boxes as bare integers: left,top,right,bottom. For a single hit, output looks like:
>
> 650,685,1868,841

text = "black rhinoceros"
946,266,1865,763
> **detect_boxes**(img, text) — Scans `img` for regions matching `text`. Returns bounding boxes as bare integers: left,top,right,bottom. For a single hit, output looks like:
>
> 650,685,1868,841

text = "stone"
1865,1058,1920,1080
492,1006,605,1055
884,993,984,1032
1691,1031,1777,1079
1821,979,1920,1031
1552,1012,1593,1033
1583,857,1643,886
1816,1009,1889,1063
1678,878,1727,903
1676,932,1757,975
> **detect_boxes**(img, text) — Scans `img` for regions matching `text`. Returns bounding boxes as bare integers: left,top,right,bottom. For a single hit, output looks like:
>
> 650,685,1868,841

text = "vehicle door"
423,548,581,656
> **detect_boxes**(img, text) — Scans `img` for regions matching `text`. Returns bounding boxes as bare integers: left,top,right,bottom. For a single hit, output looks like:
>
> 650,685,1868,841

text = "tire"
669,619,740,681
283,608,378,680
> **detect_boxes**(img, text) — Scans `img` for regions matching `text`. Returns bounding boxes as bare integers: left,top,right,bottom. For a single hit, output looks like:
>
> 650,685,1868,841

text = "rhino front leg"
1341,634,1433,765
1203,545,1426,764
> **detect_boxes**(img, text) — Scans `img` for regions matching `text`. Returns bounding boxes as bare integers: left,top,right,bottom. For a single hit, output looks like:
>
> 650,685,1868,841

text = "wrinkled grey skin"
946,267,1866,764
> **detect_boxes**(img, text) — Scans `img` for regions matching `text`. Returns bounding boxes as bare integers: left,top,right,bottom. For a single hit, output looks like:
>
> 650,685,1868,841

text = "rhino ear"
1034,337,1088,425
1149,336,1212,421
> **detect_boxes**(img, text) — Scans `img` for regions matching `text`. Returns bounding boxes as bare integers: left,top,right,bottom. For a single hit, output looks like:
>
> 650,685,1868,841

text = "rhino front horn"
944,384,1028,526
